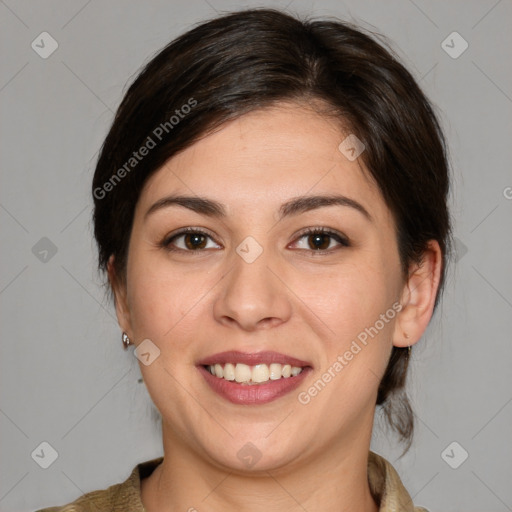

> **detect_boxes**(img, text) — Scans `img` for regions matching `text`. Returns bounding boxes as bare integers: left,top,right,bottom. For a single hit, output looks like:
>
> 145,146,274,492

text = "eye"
160,227,349,254
291,227,350,253
161,228,221,252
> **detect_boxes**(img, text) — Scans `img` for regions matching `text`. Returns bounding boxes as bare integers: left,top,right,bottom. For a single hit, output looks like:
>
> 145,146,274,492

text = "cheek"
124,257,213,424
126,254,217,346
303,259,401,405
304,260,398,339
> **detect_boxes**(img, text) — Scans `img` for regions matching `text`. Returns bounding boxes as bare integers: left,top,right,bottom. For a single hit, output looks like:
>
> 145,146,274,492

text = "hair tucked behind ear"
377,346,414,454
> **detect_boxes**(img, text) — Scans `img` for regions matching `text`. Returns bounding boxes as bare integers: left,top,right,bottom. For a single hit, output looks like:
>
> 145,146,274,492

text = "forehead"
137,103,390,224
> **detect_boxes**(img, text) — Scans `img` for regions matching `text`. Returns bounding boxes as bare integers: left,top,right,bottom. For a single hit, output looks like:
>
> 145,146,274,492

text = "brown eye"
291,228,350,253
161,229,221,252
307,233,331,250
184,233,207,250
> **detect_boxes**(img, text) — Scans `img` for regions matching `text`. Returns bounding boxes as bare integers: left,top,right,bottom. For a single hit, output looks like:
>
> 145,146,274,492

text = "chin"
197,432,306,474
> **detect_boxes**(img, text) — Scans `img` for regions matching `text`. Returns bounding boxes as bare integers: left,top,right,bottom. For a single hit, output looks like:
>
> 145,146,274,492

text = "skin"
109,102,442,512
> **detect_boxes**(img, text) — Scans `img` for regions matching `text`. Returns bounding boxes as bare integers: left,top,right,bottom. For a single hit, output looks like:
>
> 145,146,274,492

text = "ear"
107,255,132,337
393,240,443,348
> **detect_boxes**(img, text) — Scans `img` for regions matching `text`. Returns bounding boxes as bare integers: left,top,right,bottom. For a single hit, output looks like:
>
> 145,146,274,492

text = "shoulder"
34,457,164,512
35,489,113,512
368,451,430,512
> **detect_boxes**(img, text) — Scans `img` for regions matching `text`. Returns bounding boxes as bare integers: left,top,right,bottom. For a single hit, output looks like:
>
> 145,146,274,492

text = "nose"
213,243,292,331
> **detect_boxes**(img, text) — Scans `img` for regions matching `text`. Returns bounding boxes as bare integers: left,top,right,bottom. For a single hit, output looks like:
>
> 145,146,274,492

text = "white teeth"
269,363,282,380
291,366,302,376
251,364,270,383
281,364,291,378
235,363,252,383
214,364,223,378
223,362,235,381
205,362,304,384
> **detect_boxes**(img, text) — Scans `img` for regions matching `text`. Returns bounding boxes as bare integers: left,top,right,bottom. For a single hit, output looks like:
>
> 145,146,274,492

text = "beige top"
35,451,428,511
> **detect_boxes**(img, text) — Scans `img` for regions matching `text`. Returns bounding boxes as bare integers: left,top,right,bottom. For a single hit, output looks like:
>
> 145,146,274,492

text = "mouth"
196,351,312,404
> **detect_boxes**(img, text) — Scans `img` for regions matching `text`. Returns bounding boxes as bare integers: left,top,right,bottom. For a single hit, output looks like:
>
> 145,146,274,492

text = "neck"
142,422,379,512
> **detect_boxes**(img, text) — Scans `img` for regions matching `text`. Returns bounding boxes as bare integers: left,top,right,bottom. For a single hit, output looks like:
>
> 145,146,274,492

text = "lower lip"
198,365,312,405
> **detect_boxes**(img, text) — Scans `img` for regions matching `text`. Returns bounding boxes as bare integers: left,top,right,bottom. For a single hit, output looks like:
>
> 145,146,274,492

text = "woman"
37,8,450,512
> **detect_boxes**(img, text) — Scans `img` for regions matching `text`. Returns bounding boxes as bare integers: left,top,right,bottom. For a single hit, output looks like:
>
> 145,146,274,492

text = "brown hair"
92,8,451,450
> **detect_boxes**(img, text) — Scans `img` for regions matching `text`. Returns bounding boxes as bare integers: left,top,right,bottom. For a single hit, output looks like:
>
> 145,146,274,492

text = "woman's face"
115,103,408,472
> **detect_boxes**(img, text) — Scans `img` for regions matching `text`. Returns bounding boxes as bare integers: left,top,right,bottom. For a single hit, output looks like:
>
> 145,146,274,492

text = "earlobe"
107,255,132,336
393,240,443,348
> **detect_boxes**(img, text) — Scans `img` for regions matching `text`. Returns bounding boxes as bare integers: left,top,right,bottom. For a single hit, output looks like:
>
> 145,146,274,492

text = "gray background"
1,1,511,511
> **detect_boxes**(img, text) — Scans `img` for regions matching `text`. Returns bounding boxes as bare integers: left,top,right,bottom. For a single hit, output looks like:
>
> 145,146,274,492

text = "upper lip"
197,350,312,368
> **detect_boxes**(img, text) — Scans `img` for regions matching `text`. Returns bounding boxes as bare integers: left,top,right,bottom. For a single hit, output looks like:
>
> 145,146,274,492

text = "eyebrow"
144,194,372,221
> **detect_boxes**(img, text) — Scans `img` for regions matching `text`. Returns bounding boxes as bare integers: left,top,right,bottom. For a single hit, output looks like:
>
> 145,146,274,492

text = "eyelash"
160,226,350,255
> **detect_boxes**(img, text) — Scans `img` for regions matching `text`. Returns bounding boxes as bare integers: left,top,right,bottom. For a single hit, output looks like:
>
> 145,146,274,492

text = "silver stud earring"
122,332,131,350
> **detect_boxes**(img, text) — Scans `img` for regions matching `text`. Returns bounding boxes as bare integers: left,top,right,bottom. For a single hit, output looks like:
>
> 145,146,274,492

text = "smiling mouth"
203,362,305,385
